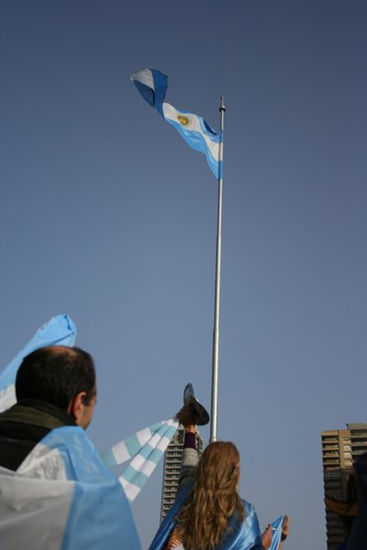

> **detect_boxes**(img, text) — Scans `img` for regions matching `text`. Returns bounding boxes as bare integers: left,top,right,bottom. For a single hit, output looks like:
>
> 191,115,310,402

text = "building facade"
321,423,367,549
160,426,203,521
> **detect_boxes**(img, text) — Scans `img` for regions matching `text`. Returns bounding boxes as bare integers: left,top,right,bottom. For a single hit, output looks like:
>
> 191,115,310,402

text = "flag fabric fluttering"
0,426,141,550
101,418,179,501
131,68,222,178
0,314,77,413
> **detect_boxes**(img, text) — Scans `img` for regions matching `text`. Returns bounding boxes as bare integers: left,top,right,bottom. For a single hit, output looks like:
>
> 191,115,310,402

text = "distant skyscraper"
160,426,203,521
321,423,367,549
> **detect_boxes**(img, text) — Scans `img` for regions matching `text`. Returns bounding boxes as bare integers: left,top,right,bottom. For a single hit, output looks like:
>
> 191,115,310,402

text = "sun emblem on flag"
178,115,189,126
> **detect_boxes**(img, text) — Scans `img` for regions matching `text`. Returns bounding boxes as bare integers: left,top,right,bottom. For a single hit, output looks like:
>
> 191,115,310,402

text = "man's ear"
68,391,87,425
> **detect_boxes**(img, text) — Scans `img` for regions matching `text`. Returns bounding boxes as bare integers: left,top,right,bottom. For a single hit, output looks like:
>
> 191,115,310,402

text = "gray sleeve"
178,447,199,493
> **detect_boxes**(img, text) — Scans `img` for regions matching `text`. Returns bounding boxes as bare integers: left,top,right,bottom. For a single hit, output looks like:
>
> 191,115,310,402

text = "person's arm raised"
278,515,289,550
176,407,198,491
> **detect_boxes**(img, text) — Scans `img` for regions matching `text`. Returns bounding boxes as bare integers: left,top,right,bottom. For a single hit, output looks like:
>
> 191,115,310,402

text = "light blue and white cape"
0,426,141,550
149,482,285,550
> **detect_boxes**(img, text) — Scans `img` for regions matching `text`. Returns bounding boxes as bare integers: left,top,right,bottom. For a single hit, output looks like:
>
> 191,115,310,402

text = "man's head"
15,346,97,429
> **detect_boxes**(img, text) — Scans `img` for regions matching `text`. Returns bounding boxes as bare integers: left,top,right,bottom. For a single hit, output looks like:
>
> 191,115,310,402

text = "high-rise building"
160,426,203,521
321,423,367,549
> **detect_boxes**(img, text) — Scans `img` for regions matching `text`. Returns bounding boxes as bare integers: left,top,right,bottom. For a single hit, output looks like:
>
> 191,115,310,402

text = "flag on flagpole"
131,68,222,178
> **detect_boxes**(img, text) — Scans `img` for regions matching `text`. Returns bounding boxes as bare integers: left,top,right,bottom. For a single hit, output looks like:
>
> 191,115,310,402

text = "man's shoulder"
0,400,75,429
0,406,50,471
0,425,142,550
20,425,117,484
0,401,76,471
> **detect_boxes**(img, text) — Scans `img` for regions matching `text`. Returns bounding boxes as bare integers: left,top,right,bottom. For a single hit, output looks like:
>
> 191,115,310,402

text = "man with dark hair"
0,346,97,470
0,345,141,549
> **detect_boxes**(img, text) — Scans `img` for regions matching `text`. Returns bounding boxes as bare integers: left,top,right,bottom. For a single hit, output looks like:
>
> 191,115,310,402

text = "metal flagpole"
210,96,225,443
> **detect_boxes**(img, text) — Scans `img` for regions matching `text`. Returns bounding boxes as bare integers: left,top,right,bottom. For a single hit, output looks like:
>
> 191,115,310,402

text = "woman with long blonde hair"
149,410,289,550
177,441,244,550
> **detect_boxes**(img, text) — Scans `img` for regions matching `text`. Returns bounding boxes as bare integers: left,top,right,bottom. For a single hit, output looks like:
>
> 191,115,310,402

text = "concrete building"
322,423,367,549
160,426,203,521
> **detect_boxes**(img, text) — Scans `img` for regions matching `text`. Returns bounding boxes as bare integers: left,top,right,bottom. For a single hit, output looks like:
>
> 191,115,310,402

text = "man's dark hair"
15,346,96,410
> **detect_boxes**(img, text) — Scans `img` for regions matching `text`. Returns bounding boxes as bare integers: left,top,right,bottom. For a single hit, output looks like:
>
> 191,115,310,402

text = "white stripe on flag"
156,435,173,452
130,455,157,477
17,443,69,481
163,102,219,161
131,68,154,90
137,427,153,447
148,432,161,448
111,440,130,464
0,467,74,550
120,478,140,501
0,385,15,414
167,418,178,426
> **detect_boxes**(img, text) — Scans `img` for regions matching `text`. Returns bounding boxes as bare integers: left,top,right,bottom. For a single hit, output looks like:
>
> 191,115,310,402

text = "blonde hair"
177,441,244,550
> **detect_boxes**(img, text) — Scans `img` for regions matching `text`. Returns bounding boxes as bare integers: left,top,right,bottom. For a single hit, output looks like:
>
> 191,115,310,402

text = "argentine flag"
131,69,222,178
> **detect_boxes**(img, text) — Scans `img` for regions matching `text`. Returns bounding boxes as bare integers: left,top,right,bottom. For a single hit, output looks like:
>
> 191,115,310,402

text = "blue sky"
1,1,367,548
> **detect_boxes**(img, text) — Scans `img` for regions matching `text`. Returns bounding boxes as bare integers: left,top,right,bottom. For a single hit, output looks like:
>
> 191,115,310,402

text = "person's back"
149,412,263,550
177,441,253,550
149,409,289,550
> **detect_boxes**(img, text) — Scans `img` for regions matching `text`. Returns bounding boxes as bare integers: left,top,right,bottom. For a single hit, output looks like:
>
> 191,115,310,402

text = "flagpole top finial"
219,96,226,112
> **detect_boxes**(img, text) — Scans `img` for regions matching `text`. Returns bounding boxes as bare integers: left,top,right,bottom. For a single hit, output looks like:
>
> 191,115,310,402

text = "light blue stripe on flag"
164,115,221,178
100,447,117,468
138,445,165,463
155,421,177,438
124,433,145,458
147,422,166,433
121,465,148,489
